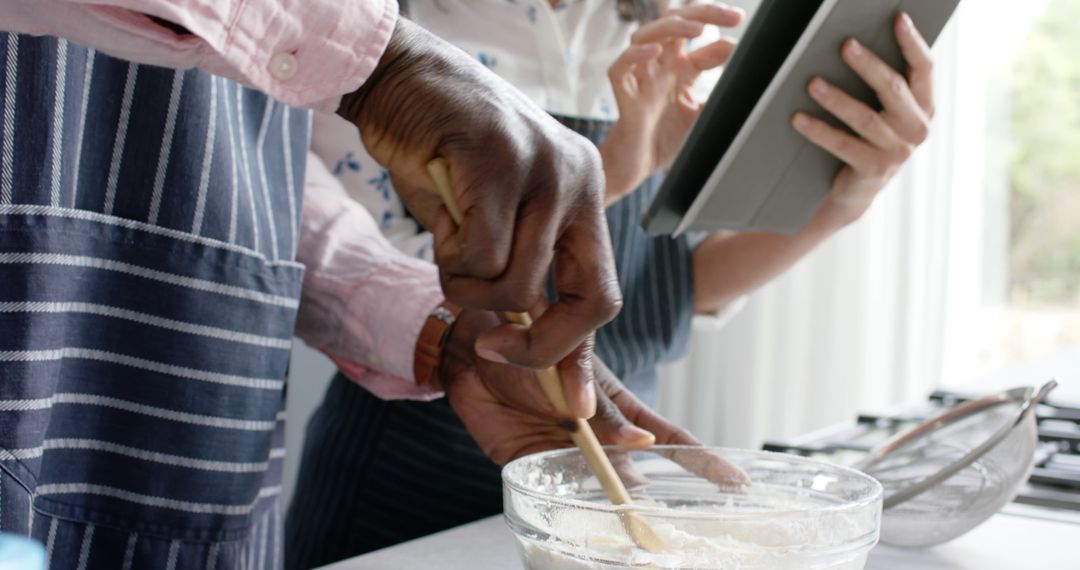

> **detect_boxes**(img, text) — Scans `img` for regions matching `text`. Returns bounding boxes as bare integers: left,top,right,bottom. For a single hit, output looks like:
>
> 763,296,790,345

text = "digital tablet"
642,0,962,235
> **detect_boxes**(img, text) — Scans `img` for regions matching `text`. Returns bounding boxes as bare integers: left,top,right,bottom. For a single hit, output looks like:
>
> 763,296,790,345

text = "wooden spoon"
427,158,665,553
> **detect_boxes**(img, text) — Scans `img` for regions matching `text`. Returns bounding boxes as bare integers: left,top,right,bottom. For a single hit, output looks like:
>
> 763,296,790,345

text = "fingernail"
619,424,655,445
684,20,705,34
726,473,751,488
792,113,812,131
900,12,914,33
475,347,508,364
810,77,828,98
848,39,863,57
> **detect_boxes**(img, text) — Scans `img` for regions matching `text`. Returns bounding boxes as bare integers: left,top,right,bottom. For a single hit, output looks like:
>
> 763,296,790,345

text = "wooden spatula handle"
426,158,661,551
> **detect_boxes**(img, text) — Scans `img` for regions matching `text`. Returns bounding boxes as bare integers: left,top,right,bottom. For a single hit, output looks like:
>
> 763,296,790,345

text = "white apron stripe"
282,107,298,258
44,517,58,566
0,301,292,349
0,253,300,308
165,540,180,570
272,500,282,570
48,39,69,207
255,101,280,260
0,33,17,204
245,518,258,570
236,87,260,251
0,397,53,412
35,484,281,516
0,447,43,461
1,395,276,430
50,393,278,431
121,533,137,570
75,523,95,570
0,204,304,268
268,447,285,460
148,70,186,224
206,542,220,570
70,49,96,207
50,395,278,429
104,63,139,215
0,348,283,390
38,439,269,473
255,513,268,570
224,80,240,244
192,78,218,234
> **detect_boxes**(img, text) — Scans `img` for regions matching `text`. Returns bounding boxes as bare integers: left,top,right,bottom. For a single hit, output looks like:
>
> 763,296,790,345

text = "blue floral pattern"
477,52,497,69
333,152,362,176
367,169,392,201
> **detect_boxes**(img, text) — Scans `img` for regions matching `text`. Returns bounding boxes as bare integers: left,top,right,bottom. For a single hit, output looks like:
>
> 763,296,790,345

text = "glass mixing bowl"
503,447,883,570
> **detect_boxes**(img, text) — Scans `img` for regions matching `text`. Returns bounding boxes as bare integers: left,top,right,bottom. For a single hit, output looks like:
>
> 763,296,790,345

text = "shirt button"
269,52,299,81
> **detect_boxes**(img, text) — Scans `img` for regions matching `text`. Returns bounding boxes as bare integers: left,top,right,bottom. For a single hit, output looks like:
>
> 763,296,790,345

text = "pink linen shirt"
0,0,397,111
1,0,445,399
298,153,445,401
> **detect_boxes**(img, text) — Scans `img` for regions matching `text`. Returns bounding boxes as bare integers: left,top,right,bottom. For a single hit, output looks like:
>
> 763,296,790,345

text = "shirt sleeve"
0,0,397,111
295,150,445,401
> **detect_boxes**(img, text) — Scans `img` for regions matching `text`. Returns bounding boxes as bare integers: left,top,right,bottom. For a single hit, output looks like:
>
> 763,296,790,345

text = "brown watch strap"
413,301,462,390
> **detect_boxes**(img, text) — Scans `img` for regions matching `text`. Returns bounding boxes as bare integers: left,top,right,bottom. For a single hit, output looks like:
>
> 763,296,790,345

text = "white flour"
514,500,874,570
519,524,869,570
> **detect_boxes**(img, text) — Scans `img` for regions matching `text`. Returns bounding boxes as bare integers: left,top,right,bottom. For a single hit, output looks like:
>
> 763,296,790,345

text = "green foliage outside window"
1009,0,1080,306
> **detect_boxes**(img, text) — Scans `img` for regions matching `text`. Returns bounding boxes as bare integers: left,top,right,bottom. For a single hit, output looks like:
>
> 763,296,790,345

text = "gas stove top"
763,388,1080,512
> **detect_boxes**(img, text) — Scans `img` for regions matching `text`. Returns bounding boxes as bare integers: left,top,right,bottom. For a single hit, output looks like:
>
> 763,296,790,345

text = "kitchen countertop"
320,505,1079,569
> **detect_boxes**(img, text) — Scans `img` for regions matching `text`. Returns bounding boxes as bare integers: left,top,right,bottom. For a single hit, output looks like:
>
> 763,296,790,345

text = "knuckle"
465,248,506,279
889,73,908,95
856,110,881,134
591,284,624,323
893,144,914,164
660,427,695,445
869,163,891,180
911,120,931,145
833,135,853,155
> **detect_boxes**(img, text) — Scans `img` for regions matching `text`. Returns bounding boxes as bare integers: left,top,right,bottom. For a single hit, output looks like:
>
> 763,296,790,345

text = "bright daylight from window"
951,0,1080,398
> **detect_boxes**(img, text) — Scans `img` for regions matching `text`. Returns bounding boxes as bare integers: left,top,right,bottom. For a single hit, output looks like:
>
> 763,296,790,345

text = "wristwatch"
413,300,462,390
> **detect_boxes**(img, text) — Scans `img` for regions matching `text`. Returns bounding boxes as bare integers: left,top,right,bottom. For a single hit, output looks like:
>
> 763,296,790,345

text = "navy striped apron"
0,34,310,569
286,115,695,569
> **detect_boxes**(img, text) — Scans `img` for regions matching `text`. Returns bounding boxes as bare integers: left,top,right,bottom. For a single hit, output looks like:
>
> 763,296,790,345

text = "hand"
441,308,750,494
600,3,743,203
794,13,935,229
339,19,622,377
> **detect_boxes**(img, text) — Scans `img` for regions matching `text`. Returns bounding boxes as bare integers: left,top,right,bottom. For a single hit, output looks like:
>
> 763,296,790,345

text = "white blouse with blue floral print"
311,0,649,259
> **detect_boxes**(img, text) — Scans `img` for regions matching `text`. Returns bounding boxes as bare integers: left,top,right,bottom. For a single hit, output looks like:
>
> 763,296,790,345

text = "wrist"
338,18,429,127
437,309,502,392
413,300,463,392
812,190,875,232
599,125,649,204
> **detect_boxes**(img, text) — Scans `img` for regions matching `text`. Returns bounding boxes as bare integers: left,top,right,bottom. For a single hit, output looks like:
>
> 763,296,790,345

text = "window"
942,0,1080,400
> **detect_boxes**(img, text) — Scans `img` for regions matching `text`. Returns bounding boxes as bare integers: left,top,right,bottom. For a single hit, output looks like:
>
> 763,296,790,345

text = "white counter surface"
321,504,1078,569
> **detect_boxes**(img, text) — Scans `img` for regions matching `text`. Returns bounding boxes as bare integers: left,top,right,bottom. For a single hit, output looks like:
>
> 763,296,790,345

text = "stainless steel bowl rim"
856,380,1058,509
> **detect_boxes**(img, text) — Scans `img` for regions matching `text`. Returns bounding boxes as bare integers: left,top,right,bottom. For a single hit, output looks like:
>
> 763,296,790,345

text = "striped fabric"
557,115,695,408
286,115,695,569
0,34,310,569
